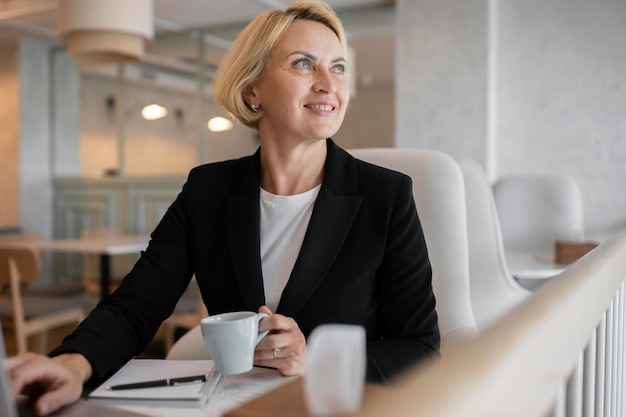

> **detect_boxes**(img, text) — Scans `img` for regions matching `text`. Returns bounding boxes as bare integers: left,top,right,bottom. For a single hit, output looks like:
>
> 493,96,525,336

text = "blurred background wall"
397,0,626,239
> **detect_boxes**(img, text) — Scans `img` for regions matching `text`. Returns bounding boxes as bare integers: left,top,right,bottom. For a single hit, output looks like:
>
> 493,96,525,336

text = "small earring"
250,103,259,113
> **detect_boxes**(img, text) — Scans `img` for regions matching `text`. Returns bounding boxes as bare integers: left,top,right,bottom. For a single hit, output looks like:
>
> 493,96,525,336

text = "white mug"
200,311,269,375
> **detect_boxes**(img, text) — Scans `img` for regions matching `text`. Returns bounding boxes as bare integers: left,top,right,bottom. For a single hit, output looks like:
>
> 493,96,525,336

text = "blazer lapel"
278,140,363,317
226,152,266,310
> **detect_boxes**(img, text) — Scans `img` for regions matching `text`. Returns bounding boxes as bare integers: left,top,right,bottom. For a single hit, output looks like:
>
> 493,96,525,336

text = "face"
247,19,350,144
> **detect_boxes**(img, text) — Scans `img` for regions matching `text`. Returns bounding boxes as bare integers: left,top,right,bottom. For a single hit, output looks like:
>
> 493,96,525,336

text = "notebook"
0,327,148,417
88,359,223,408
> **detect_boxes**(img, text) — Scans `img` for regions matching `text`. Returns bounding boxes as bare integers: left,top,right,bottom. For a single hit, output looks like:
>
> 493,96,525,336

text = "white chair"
168,148,478,359
492,175,585,255
453,156,530,330
349,148,477,350
459,159,573,417
166,324,209,360
161,282,207,351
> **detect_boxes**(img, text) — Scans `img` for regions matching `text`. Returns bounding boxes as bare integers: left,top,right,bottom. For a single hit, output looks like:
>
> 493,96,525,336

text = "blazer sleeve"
48,178,196,384
365,174,440,383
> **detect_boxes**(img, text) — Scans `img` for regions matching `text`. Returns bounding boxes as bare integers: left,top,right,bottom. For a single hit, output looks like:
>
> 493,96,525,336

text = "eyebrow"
288,50,346,64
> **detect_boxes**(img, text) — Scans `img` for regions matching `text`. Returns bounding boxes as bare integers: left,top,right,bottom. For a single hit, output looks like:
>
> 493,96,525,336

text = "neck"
259,139,327,196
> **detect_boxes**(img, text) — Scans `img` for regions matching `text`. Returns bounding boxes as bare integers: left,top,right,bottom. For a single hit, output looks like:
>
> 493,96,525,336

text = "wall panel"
0,41,20,229
53,176,185,279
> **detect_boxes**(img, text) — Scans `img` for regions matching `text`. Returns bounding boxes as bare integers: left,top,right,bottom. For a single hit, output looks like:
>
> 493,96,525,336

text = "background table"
32,236,149,299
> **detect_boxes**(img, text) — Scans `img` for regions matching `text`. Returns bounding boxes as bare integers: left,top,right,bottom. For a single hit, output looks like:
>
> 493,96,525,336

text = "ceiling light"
141,104,168,121
207,117,233,132
58,0,153,65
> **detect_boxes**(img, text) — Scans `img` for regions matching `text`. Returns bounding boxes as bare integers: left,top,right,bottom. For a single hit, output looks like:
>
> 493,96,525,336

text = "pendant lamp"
58,0,153,65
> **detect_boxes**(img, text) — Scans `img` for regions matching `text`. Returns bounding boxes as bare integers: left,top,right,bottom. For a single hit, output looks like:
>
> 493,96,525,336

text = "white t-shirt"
260,185,321,312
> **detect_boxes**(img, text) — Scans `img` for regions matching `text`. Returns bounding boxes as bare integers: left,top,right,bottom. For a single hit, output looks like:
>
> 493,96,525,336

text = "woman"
8,2,439,415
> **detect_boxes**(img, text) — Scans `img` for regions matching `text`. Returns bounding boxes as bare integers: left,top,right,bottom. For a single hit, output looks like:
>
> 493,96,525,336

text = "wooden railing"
355,229,626,417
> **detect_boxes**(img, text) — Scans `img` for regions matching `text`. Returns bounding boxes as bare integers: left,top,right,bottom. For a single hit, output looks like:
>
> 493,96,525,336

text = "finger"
33,381,82,416
258,314,295,335
256,332,291,351
258,305,273,316
10,360,81,415
255,346,286,361
256,335,307,362
276,358,305,377
258,306,273,332
271,344,287,358
272,316,304,335
8,354,52,396
9,355,69,397
6,352,39,371
256,328,306,363
253,339,307,376
254,351,305,376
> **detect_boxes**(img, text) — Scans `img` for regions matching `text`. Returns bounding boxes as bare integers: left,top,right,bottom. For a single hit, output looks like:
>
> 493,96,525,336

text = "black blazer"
52,139,439,384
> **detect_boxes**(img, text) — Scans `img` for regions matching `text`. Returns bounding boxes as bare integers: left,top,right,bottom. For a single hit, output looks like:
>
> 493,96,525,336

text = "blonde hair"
212,1,347,130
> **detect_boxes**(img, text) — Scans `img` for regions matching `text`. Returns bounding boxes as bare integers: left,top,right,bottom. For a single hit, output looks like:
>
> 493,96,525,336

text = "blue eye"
332,64,346,74
295,59,311,70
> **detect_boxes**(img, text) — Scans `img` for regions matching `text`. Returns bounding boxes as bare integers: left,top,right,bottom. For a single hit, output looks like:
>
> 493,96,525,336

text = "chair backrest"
492,175,585,254
166,324,210,360
0,243,41,289
0,242,88,354
349,148,477,347
0,244,41,331
453,156,530,329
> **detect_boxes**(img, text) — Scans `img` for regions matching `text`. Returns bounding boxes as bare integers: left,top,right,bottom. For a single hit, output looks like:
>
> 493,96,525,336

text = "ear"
243,83,258,106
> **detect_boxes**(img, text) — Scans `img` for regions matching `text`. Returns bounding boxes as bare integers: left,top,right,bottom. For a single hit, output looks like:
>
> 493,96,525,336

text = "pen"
107,374,207,390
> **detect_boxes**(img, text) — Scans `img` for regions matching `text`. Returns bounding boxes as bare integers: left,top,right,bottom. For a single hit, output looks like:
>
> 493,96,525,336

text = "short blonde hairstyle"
212,1,348,130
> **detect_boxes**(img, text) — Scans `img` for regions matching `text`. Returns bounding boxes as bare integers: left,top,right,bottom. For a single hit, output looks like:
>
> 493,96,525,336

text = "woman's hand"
7,352,92,416
254,305,306,376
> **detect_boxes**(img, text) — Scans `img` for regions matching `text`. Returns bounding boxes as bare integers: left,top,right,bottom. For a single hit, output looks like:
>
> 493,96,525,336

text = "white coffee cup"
200,311,269,375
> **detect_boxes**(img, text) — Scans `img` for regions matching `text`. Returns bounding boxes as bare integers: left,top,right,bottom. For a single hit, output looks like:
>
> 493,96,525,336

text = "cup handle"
255,312,269,346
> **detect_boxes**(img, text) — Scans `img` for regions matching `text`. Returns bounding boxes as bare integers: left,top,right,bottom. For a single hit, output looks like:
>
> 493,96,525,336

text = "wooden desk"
225,378,389,417
31,236,148,299
89,364,385,417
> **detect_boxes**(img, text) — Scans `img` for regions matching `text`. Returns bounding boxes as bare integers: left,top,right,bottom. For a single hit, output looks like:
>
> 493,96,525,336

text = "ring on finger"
273,348,280,359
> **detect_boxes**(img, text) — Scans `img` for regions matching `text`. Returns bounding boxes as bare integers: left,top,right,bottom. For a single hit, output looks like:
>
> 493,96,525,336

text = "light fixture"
141,104,168,121
58,0,153,65
207,117,234,133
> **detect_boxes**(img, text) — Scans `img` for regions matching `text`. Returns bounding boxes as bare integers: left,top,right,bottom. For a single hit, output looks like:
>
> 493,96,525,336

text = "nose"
312,69,337,94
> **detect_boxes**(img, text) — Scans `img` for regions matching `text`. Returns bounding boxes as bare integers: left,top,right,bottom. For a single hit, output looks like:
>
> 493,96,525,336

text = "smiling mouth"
306,104,335,111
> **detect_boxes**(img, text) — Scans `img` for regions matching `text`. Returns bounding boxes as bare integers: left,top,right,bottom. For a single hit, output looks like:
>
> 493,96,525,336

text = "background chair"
492,175,585,256
166,324,209,360
0,243,88,354
0,233,84,297
161,281,207,351
453,156,531,330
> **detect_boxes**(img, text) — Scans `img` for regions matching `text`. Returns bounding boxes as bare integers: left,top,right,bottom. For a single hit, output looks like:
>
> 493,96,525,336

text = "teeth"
308,105,333,111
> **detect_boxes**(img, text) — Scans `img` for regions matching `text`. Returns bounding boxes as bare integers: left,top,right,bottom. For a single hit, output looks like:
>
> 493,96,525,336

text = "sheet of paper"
89,360,217,406
95,366,293,417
